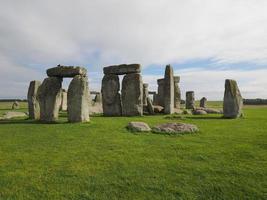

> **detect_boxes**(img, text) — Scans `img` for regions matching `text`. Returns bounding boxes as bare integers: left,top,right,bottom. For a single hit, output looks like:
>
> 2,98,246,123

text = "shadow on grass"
185,116,224,120
0,118,70,125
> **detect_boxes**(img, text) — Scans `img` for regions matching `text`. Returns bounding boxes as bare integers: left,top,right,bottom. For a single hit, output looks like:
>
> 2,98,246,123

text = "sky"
0,0,267,100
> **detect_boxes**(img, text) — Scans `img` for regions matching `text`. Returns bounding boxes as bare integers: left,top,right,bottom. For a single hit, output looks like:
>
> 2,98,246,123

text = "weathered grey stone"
200,97,207,108
94,93,102,104
1,111,27,119
67,75,90,122
127,122,151,132
38,77,62,122
174,76,181,109
186,91,195,109
47,65,87,77
147,97,154,115
143,83,149,106
101,74,122,116
27,80,41,119
12,101,20,110
103,64,141,75
223,79,243,118
152,123,199,134
193,109,207,115
157,78,165,106
121,73,143,116
164,65,174,114
154,105,164,113
60,89,67,111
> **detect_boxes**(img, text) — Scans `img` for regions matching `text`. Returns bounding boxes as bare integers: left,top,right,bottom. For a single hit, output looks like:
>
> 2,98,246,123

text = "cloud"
0,0,266,98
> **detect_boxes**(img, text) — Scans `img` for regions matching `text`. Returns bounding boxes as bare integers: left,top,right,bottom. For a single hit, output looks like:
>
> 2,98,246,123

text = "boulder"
152,123,199,134
154,105,164,113
223,79,243,118
186,91,195,109
27,80,41,119
121,73,143,116
67,75,90,122
164,65,174,114
103,64,141,75
37,77,62,122
47,65,87,77
127,122,151,132
203,108,222,114
101,74,122,116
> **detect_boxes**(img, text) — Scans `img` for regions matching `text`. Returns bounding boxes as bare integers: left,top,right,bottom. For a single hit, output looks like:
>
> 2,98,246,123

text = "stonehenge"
164,65,174,114
27,80,41,119
28,65,90,123
37,77,62,122
200,97,207,108
101,64,143,116
223,79,243,118
101,74,122,116
174,76,181,109
186,91,195,109
60,89,67,111
67,75,90,122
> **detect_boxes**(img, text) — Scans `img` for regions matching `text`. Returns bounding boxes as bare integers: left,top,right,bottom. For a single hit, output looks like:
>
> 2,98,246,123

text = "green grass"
0,102,266,199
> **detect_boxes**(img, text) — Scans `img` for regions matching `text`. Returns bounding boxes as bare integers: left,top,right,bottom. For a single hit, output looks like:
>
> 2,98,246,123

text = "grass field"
0,102,266,199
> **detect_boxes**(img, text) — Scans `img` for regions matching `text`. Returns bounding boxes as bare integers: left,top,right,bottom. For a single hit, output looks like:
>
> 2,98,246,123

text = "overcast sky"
0,0,267,100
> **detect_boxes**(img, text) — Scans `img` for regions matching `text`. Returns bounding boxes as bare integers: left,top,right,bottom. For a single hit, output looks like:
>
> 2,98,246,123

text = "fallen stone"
183,110,192,115
47,65,87,77
127,122,151,132
101,74,122,116
103,64,141,75
203,108,222,114
121,73,143,116
67,75,90,122
193,109,207,115
152,123,198,134
1,111,27,119
154,105,164,113
223,79,243,118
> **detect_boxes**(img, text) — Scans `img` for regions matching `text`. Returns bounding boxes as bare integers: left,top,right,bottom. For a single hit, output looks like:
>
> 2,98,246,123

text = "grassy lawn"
0,102,266,199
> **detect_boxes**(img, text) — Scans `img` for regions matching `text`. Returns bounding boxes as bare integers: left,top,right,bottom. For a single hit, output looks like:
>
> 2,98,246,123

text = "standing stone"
164,65,174,114
121,73,143,116
38,77,62,122
174,76,181,109
143,83,149,106
223,79,243,118
60,89,67,111
94,93,102,104
27,80,41,119
12,101,20,110
101,74,122,116
67,75,90,122
186,91,195,109
200,97,207,108
147,97,155,115
157,78,165,106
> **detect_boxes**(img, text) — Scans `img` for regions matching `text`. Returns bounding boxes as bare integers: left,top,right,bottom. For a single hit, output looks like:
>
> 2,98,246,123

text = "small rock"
127,122,151,132
152,122,198,134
